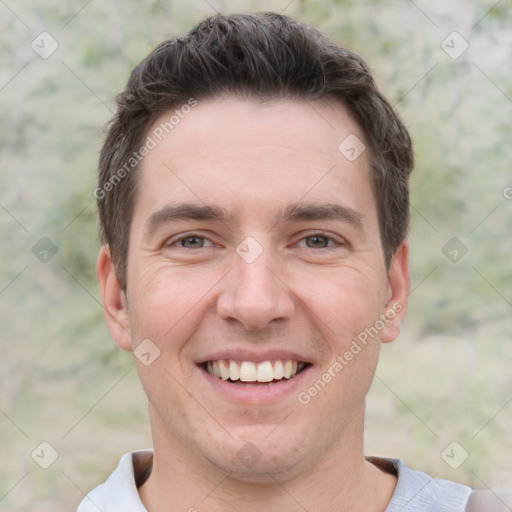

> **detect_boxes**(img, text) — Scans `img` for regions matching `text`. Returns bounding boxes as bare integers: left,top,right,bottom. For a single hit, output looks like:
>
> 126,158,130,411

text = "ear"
380,240,410,344
96,245,132,351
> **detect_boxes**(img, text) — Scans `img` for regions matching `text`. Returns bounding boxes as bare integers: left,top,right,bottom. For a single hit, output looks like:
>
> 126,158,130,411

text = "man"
79,12,494,512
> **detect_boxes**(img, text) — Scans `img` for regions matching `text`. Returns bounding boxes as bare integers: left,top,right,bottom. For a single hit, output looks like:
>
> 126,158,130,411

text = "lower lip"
198,365,311,405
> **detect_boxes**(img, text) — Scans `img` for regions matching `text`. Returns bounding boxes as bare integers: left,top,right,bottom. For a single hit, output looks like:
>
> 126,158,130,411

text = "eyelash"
166,232,343,249
165,233,215,249
295,231,345,249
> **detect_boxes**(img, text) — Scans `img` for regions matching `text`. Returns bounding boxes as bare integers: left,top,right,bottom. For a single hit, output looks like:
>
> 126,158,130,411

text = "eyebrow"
144,204,234,238
277,203,365,231
143,201,365,239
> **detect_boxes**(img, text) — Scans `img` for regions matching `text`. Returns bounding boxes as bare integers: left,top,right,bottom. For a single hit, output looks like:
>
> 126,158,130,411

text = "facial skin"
97,97,410,511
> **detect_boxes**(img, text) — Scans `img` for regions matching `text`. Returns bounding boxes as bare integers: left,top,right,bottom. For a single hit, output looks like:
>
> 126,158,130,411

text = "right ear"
96,245,132,352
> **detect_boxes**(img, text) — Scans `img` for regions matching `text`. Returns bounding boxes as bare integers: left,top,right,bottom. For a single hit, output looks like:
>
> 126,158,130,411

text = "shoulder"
76,450,153,512
466,488,512,512
76,480,107,512
368,457,472,512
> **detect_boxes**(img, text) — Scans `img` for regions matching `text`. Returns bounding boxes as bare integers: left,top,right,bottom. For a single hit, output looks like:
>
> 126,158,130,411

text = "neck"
139,413,396,512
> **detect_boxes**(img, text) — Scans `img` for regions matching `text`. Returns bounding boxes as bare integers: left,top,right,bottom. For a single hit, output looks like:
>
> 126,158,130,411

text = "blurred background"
0,0,511,510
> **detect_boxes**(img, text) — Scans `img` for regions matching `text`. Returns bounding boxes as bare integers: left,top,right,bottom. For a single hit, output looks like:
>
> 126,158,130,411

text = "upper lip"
197,349,312,365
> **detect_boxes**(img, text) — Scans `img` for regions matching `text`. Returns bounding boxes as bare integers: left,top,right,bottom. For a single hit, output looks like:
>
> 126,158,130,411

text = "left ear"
380,240,410,343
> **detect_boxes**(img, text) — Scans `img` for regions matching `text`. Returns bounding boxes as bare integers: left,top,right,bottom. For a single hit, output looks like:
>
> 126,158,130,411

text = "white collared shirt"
77,450,473,511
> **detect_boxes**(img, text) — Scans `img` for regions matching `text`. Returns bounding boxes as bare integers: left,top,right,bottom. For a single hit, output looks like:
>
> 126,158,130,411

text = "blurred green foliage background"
1,0,511,510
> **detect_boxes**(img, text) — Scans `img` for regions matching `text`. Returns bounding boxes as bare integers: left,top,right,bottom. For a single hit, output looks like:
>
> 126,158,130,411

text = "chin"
209,452,305,484
201,429,314,482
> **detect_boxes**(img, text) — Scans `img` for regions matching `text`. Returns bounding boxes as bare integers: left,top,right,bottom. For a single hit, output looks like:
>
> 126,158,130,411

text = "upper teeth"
205,360,304,383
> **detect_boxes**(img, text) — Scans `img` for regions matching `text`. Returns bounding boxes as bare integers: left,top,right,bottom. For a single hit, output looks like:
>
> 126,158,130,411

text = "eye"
303,234,332,249
181,236,204,248
173,235,212,249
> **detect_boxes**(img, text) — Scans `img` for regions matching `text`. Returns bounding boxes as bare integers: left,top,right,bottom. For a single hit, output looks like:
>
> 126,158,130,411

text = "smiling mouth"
203,359,309,384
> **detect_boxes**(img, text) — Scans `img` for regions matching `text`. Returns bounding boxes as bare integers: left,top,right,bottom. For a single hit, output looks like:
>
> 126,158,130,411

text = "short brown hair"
97,12,413,290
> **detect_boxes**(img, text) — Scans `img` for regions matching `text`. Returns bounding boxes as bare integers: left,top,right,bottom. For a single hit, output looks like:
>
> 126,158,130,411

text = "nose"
216,248,295,330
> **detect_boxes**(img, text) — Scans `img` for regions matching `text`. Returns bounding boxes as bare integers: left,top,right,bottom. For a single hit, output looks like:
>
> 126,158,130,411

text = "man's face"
99,97,408,480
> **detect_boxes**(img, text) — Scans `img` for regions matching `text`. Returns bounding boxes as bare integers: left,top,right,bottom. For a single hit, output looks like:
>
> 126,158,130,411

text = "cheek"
126,265,222,347
291,267,387,341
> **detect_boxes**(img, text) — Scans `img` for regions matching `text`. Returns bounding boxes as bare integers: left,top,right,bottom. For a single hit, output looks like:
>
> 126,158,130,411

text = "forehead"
133,97,376,227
